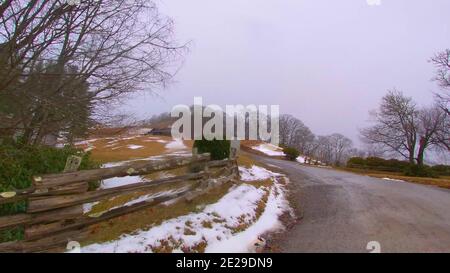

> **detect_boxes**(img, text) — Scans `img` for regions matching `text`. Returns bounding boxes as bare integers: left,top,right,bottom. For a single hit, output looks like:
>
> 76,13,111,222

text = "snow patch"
239,166,281,181
252,143,284,156
127,144,144,150
165,139,187,150
83,201,100,214
297,156,306,163
99,175,145,189
382,177,405,182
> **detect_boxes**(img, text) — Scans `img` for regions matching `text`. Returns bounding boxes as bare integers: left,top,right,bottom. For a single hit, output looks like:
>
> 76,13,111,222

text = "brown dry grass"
339,167,450,189
77,135,192,163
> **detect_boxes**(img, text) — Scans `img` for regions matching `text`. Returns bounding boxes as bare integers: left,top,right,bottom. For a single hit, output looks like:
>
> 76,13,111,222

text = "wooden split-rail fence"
0,152,239,253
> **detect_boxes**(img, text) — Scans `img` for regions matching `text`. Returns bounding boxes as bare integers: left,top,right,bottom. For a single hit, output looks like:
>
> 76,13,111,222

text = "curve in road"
251,154,450,253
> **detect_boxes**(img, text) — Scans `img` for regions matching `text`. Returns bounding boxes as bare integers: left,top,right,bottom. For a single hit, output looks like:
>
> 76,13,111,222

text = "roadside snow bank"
239,165,281,181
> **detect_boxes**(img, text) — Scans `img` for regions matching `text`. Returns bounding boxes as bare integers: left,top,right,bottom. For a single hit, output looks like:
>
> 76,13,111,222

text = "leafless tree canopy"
361,90,418,163
0,0,185,144
314,134,353,166
361,90,449,165
430,49,450,115
279,114,315,155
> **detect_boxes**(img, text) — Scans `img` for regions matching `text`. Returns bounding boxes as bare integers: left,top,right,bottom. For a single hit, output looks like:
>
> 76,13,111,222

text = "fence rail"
0,153,239,253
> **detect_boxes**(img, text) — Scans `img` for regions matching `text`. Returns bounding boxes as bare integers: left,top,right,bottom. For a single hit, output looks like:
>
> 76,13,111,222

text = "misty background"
119,0,450,148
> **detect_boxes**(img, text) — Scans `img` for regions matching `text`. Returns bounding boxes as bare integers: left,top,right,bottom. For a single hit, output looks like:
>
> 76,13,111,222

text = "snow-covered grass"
80,165,290,253
252,143,285,156
165,139,187,150
239,165,281,181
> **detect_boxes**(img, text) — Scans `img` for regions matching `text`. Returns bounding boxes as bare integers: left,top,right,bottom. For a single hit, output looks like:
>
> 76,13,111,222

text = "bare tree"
314,135,333,165
416,105,449,165
360,90,418,163
328,133,353,166
363,143,386,158
279,114,315,154
0,0,185,144
430,49,450,115
312,134,352,166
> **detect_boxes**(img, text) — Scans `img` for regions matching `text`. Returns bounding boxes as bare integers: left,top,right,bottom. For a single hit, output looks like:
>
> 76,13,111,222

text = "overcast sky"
121,0,450,146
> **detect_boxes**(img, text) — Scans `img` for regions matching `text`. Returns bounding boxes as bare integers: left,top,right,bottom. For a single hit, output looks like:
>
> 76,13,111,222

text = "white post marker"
230,140,240,159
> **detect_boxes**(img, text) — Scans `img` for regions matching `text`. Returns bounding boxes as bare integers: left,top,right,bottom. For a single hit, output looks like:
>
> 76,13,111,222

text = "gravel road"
252,154,450,253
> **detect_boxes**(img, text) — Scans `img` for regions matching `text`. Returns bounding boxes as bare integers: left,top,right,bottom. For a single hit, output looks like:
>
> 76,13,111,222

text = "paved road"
252,154,450,253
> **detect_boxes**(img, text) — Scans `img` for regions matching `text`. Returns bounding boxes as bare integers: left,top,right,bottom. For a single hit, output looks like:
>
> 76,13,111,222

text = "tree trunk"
409,153,415,164
416,137,427,167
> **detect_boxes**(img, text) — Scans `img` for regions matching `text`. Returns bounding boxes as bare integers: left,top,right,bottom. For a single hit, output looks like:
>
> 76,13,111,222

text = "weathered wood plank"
47,182,89,196
25,221,66,240
185,174,233,202
0,187,35,205
0,205,83,230
0,155,221,206
0,214,32,230
32,154,210,189
28,172,205,213
31,205,83,224
24,187,195,240
0,184,89,205
0,228,89,253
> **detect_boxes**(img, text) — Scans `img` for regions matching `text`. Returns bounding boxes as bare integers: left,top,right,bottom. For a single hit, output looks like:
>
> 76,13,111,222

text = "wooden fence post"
229,140,240,178
25,155,87,243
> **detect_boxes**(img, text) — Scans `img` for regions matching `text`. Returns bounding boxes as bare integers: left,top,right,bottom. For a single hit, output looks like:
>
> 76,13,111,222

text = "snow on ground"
80,165,290,253
83,201,100,214
83,146,95,152
165,139,187,150
127,144,144,150
382,177,405,182
252,143,285,156
205,181,289,252
297,155,306,163
99,175,145,189
239,165,282,181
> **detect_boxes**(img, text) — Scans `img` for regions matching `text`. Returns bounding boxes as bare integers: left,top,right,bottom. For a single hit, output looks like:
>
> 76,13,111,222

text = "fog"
121,0,450,146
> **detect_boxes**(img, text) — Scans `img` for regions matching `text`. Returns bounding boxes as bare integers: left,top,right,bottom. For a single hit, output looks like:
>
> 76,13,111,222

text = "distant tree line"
278,114,355,166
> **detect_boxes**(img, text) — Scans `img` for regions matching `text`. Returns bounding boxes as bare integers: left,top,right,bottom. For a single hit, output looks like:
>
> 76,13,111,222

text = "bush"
0,141,98,242
403,164,438,178
431,165,450,176
283,147,300,161
193,138,230,160
347,157,365,168
346,156,409,172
